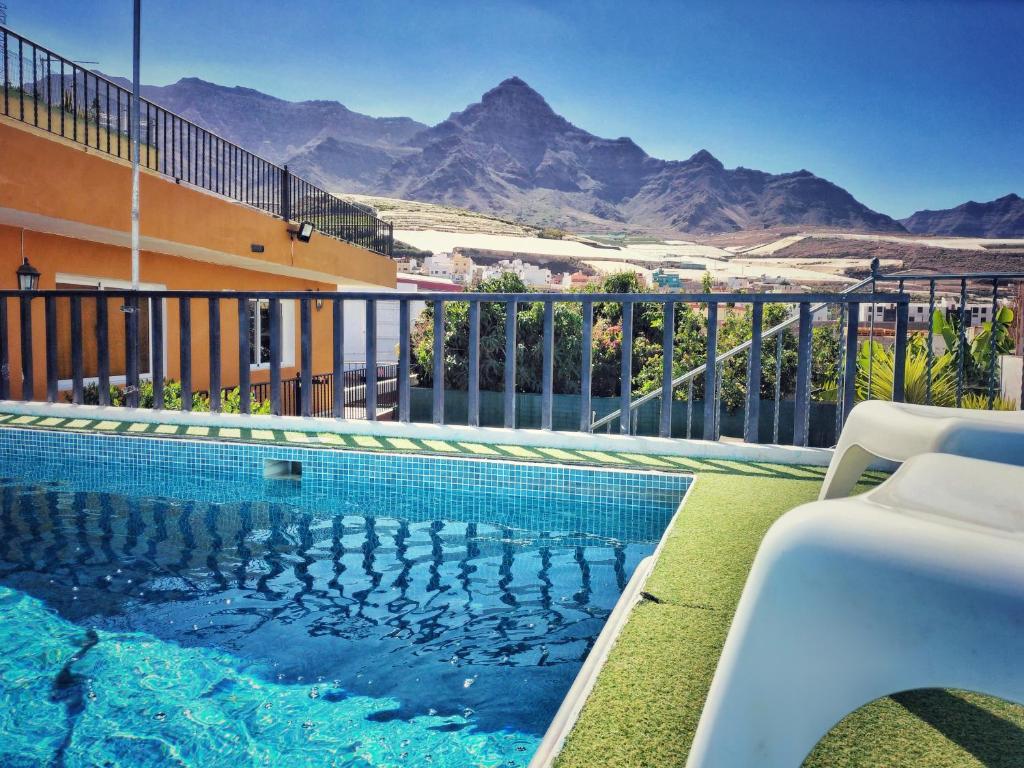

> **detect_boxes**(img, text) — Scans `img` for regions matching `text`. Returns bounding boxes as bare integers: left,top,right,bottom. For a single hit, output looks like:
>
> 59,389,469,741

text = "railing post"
772,333,783,444
19,294,33,401
432,300,445,425
956,279,967,407
743,301,763,443
333,298,344,418
892,298,909,403
619,300,633,435
300,297,312,417
703,302,718,441
151,297,164,409
580,300,593,433
398,299,410,423
987,278,1000,409
660,301,674,438
96,295,110,406
542,300,554,431
365,299,377,421
468,299,481,427
0,297,10,400
44,295,57,403
68,292,82,403
268,297,282,416
124,293,139,408
236,297,250,414
179,297,191,411
842,302,859,425
925,280,936,406
504,300,517,429
208,297,221,412
280,164,291,221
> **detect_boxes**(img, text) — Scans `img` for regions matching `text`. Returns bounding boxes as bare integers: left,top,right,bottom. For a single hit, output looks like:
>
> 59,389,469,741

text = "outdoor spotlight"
289,221,315,243
315,290,324,311
16,257,40,291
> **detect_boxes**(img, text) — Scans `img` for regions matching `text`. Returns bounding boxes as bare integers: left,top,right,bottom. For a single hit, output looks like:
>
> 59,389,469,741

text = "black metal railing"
0,287,908,447
246,365,399,419
0,275,1018,445
868,263,1024,411
0,25,393,257
596,267,1024,439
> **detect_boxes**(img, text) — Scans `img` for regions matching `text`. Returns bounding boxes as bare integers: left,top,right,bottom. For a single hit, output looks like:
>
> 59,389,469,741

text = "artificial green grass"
555,464,1024,768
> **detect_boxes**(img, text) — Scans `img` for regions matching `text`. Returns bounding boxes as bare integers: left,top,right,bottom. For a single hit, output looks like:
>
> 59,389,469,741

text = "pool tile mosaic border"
0,427,692,527
0,411,701,473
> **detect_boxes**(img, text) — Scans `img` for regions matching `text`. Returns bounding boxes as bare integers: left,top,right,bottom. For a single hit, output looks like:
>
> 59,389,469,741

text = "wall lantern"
16,258,40,291
289,221,315,243
307,288,324,311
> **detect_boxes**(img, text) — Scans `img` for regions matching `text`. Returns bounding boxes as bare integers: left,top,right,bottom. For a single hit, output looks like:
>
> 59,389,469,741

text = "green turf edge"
554,470,1024,768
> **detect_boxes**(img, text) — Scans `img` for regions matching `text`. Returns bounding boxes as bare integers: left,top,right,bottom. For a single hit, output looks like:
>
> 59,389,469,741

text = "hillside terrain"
901,194,1024,238
92,71,1022,240
114,74,911,236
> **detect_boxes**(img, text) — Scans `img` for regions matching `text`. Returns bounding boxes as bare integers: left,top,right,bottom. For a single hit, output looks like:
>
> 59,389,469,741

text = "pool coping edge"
0,400,836,467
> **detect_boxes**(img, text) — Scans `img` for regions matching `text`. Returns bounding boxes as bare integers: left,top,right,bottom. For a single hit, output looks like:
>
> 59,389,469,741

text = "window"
248,298,295,368
55,275,164,388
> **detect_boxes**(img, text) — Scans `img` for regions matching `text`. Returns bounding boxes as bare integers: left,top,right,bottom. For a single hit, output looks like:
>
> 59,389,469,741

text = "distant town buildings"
424,252,455,279
402,249,592,290
860,298,1002,329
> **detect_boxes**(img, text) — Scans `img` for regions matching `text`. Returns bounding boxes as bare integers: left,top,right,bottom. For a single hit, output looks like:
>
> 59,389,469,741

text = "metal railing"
592,275,876,436
869,262,1024,411
595,266,1024,440
0,25,393,257
0,288,900,449
246,365,399,419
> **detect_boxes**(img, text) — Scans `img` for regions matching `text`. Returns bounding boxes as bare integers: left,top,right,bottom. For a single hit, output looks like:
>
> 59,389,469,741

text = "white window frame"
248,298,296,369
54,273,168,391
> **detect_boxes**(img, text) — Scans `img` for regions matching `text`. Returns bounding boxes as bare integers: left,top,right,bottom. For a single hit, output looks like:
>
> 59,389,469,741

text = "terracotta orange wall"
0,118,396,287
0,226,341,401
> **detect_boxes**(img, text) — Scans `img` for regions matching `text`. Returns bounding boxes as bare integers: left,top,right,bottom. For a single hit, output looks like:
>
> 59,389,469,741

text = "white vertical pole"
130,0,141,288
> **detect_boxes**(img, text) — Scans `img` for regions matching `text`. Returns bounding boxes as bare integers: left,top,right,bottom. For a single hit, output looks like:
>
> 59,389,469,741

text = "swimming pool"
0,428,689,767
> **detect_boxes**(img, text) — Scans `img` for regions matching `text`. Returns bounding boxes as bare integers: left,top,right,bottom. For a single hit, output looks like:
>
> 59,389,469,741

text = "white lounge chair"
820,400,1024,500
686,452,1024,768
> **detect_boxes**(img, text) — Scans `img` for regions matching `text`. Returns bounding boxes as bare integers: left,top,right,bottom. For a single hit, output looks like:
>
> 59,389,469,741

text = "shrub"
69,379,270,414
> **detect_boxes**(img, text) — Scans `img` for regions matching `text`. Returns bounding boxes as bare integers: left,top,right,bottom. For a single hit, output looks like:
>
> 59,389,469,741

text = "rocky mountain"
107,75,425,166
126,74,908,234
901,194,1024,238
376,77,903,234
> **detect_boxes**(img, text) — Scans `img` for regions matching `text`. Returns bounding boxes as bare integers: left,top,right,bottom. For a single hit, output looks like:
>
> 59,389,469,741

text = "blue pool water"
0,429,689,767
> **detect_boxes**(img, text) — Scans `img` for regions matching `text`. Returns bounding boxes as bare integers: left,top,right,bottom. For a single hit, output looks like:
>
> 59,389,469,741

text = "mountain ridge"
102,72,1018,236
901,194,1024,238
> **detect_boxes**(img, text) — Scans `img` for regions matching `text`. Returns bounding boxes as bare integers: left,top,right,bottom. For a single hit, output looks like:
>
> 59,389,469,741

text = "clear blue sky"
8,0,1022,219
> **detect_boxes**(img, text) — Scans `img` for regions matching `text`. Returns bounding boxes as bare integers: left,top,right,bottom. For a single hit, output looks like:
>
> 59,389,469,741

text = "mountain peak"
497,76,531,88
480,76,554,113
686,149,724,170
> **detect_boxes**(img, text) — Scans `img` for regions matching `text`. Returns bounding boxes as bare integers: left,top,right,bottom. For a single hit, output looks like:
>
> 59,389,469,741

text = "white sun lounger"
686,452,1024,768
820,400,1024,500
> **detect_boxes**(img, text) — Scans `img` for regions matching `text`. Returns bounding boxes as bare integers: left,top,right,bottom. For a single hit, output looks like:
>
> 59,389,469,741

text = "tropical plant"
960,392,1018,411
854,337,957,406
931,305,1016,393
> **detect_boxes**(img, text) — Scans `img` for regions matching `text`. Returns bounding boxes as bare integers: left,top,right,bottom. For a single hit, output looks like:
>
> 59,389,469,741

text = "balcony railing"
245,365,399,419
0,25,393,257
0,287,910,446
